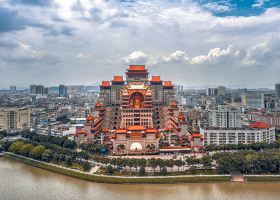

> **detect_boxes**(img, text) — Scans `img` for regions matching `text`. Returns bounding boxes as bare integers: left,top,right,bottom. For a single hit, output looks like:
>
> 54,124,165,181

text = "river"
1,157,280,200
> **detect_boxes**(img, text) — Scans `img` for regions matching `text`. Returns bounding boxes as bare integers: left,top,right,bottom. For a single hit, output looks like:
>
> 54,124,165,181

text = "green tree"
19,143,34,156
138,166,145,176
148,158,158,174
65,157,73,167
174,159,184,171
42,150,53,162
161,166,168,176
106,165,114,175
8,141,25,154
82,161,91,172
201,155,212,169
30,145,46,160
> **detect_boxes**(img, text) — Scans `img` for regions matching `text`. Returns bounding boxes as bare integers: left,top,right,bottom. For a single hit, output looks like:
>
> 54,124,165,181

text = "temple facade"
75,65,202,154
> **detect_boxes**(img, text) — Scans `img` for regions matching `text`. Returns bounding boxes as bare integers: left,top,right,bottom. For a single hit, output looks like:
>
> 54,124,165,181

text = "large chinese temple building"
75,65,203,154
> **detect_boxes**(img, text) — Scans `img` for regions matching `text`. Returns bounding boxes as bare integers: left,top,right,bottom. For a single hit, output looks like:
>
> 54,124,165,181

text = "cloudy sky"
0,0,280,89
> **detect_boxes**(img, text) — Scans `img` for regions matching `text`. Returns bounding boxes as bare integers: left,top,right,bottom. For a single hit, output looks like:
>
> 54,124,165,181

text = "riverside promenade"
3,152,280,183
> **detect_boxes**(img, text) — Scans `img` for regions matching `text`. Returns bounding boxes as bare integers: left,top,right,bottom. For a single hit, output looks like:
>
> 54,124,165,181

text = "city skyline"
0,0,280,88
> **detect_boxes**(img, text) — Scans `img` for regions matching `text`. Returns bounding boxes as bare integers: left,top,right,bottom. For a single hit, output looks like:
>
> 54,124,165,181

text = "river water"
1,157,280,200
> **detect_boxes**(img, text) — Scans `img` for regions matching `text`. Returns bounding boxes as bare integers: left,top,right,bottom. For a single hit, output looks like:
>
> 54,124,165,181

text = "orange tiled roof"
131,132,142,137
129,65,146,71
112,76,124,82
249,121,270,129
77,129,86,134
86,115,94,122
115,129,127,134
150,76,161,82
177,114,185,119
145,129,158,133
169,101,177,107
101,81,110,87
102,128,109,132
95,101,103,107
192,133,202,138
127,125,146,131
164,81,173,87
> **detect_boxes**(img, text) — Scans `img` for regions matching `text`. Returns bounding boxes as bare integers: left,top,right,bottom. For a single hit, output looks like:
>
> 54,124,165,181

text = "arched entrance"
130,142,143,153
129,92,144,108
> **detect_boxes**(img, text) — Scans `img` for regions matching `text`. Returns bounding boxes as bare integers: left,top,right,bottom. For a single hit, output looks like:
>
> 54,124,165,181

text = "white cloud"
190,45,240,64
202,2,232,13
163,50,189,62
252,0,270,8
243,33,280,65
121,51,158,66
1,0,280,87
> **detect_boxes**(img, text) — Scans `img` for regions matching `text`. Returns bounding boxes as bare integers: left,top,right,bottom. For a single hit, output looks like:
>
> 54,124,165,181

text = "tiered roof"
100,81,111,87
112,76,124,82
164,81,173,87
150,76,162,82
128,65,146,71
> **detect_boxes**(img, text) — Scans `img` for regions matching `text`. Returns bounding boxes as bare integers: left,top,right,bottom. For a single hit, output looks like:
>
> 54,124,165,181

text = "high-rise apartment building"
241,92,265,109
30,85,48,95
59,84,68,97
208,104,241,128
0,107,31,133
9,85,16,93
275,83,280,99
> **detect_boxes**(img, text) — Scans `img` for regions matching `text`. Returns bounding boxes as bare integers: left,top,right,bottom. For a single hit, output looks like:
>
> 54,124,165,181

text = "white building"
200,122,275,145
208,104,241,128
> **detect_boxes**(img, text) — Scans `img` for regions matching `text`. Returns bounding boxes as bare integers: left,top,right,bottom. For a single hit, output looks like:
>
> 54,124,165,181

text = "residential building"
241,92,265,109
208,104,241,128
200,122,275,145
0,107,31,133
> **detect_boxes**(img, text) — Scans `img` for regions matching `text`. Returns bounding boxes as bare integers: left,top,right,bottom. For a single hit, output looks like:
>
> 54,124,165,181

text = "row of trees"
3,140,91,172
21,131,77,149
214,150,280,174
205,140,280,152
79,143,109,155
92,155,213,175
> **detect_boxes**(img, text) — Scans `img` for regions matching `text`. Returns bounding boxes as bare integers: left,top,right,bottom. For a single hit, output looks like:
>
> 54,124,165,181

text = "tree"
148,158,158,174
190,166,197,174
82,161,91,172
127,159,134,173
30,145,46,160
106,165,114,175
8,141,25,154
63,140,77,149
201,155,212,169
161,167,168,176
165,159,175,172
19,144,34,156
65,157,73,167
138,166,145,176
174,159,184,171
42,150,53,162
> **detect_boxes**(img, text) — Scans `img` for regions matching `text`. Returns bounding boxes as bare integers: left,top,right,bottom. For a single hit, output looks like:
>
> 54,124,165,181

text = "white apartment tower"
208,104,241,128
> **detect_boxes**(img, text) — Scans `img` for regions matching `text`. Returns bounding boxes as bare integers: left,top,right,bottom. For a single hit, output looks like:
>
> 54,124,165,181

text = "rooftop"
128,65,146,71
112,76,124,82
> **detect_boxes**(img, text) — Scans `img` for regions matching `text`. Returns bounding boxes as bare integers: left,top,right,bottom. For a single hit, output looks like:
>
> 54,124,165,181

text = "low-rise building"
200,122,275,145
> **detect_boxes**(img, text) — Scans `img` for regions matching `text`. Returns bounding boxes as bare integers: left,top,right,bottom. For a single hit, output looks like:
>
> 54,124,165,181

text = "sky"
0,0,280,89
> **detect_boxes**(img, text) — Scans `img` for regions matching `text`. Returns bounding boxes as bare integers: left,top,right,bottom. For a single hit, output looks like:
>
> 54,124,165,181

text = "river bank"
3,153,280,183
